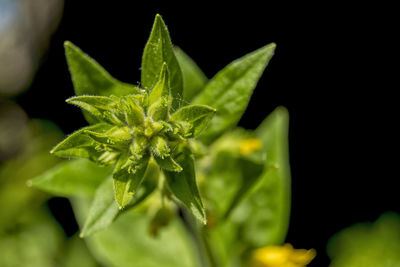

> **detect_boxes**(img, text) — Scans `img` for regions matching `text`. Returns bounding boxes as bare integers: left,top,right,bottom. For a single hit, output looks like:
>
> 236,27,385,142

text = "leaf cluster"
31,14,290,267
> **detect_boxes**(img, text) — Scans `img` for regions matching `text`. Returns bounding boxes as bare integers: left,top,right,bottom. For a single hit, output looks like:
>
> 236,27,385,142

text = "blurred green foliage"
328,212,400,266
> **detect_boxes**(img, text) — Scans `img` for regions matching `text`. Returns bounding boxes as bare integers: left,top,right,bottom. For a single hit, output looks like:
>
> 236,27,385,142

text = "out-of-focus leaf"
30,159,112,197
170,104,216,138
328,212,400,267
0,119,62,231
174,47,208,102
141,14,183,111
71,198,201,267
64,41,139,124
194,43,276,144
164,147,206,224
63,236,99,267
203,108,290,266
0,209,64,267
234,106,291,246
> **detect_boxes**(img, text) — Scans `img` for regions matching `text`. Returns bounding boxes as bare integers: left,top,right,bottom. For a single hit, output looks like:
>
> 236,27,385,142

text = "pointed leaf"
81,161,159,237
66,96,117,123
64,41,140,123
193,43,276,144
30,159,112,197
141,14,183,110
113,154,150,209
50,123,113,161
154,155,182,172
170,104,216,137
84,126,131,147
164,148,206,224
174,47,208,102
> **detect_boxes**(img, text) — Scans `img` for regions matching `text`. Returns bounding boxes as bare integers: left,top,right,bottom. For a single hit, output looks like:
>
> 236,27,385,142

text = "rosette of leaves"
32,14,281,258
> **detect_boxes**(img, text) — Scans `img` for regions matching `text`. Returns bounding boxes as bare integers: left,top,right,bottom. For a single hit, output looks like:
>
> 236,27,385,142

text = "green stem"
180,207,218,267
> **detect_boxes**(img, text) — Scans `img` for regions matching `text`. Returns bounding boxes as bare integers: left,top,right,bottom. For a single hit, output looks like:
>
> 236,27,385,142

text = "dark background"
16,2,396,266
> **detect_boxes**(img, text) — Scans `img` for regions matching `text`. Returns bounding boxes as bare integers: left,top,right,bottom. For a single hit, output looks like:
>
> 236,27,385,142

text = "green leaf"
30,159,112,197
113,154,150,209
164,148,206,224
72,198,201,267
84,126,131,146
81,161,159,237
193,43,276,144
154,155,182,172
237,106,291,246
66,95,115,118
174,47,208,102
170,104,216,137
141,14,183,110
63,236,99,267
50,123,113,161
64,41,140,123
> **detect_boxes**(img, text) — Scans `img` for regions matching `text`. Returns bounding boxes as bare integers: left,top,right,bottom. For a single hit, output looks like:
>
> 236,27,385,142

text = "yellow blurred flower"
239,138,262,155
250,244,316,267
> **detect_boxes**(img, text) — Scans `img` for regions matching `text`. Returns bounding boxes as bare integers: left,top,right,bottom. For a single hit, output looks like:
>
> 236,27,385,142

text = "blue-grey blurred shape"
0,0,63,95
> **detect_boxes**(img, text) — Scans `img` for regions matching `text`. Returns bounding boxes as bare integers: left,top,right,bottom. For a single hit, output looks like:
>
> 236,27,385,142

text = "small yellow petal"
239,138,262,155
251,244,316,267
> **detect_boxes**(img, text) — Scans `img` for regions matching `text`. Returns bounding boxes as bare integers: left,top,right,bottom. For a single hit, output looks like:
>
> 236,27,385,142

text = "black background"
16,2,397,266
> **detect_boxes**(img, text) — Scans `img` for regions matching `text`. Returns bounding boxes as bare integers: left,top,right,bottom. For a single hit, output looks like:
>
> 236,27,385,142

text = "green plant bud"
123,96,145,126
150,136,170,159
98,151,119,165
148,97,169,121
130,135,149,157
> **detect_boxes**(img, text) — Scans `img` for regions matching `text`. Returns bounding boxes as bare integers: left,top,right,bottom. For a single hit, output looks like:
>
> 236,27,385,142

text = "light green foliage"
63,236,99,267
328,212,400,267
174,47,208,102
201,107,291,267
31,159,112,197
72,198,201,267
237,106,291,246
0,209,64,267
142,14,183,111
194,43,276,144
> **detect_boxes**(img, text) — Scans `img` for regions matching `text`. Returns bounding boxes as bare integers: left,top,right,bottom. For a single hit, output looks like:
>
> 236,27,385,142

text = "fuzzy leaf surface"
50,123,113,161
64,41,139,123
141,15,183,110
170,104,216,137
113,154,150,209
193,43,276,144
